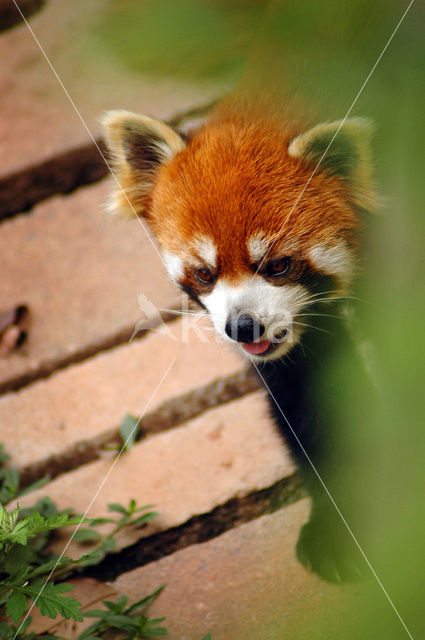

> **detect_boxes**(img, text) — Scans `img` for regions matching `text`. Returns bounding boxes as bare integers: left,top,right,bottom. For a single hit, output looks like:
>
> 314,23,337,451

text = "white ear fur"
101,110,186,218
288,117,376,211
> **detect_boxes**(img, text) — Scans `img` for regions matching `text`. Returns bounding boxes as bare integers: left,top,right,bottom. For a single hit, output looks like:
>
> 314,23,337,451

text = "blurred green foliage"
94,0,266,81
94,1,425,638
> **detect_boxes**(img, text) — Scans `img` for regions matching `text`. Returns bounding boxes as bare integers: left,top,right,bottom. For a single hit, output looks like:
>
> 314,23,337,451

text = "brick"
0,317,244,469
0,0,217,178
110,502,359,640
0,180,180,390
14,392,294,555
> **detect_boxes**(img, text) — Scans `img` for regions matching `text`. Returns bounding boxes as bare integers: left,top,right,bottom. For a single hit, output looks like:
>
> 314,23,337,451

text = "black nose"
225,314,265,343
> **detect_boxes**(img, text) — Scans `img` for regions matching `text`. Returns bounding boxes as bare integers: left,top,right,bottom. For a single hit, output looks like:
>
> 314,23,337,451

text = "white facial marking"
162,251,184,283
193,236,217,267
247,233,269,263
309,243,353,286
200,277,308,361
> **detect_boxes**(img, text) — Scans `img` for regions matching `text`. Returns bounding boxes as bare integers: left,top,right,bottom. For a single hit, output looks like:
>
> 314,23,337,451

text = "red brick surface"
14,392,294,554
0,317,243,468
0,180,180,388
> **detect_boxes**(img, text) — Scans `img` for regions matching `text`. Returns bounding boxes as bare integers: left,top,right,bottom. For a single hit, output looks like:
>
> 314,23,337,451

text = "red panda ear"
101,110,186,218
288,117,376,212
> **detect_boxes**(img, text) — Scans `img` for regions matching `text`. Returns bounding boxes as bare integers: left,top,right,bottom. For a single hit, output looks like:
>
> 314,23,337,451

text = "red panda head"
102,105,375,360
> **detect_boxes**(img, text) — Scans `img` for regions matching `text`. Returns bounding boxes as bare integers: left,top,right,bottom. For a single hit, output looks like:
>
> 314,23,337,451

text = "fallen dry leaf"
0,304,30,356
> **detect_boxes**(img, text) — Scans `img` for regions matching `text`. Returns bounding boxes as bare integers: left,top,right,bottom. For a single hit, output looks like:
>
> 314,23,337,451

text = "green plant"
77,499,158,556
0,447,212,638
80,588,166,639
0,586,167,640
0,499,162,636
119,413,140,450
0,502,85,625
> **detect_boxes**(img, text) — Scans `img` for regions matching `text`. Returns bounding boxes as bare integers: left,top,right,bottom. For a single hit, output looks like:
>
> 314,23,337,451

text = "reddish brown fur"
146,107,359,283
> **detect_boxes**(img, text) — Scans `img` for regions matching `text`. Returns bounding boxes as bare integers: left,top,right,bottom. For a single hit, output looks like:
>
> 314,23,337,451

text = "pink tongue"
242,340,271,355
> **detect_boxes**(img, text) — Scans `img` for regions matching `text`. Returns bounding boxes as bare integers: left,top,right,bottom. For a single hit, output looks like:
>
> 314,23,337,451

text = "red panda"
102,98,376,583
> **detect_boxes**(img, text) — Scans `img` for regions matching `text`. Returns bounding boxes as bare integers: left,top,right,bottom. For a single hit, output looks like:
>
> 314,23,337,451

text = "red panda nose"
225,314,265,343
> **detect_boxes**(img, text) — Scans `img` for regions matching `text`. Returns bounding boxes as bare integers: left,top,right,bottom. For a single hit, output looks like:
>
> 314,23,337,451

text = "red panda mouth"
241,339,271,355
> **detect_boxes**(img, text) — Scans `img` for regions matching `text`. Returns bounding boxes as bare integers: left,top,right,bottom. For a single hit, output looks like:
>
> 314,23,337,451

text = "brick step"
0,180,179,392
13,392,295,560
31,501,363,640
0,316,251,481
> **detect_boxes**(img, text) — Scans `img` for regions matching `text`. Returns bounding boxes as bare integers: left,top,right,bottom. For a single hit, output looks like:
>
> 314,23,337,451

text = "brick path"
1,5,369,639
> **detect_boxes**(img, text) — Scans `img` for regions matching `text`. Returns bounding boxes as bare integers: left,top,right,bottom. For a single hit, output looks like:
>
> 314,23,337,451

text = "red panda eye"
196,267,213,284
267,257,291,277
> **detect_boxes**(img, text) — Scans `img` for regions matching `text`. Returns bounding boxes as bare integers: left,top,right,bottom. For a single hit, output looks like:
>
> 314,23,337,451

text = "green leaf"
0,467,19,503
38,514,87,531
75,550,105,567
201,634,212,640
125,585,164,614
19,496,60,520
18,476,50,497
28,556,74,579
105,613,138,632
134,504,155,512
102,595,127,612
83,608,110,618
3,566,29,589
0,511,87,546
144,616,167,627
78,621,104,640
0,502,8,525
119,414,139,450
0,445,10,465
0,622,13,640
130,511,158,528
141,621,167,637
107,503,128,516
22,582,83,621
88,517,116,526
18,615,32,635
101,536,116,552
5,589,27,624
6,519,32,545
3,539,38,575
114,594,128,611
73,529,101,543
